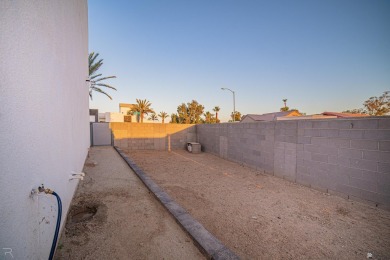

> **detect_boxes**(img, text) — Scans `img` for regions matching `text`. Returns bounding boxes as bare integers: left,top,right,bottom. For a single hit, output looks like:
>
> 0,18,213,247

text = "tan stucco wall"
110,123,196,150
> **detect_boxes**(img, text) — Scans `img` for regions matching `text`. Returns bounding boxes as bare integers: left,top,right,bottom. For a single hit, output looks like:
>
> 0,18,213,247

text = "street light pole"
221,87,236,122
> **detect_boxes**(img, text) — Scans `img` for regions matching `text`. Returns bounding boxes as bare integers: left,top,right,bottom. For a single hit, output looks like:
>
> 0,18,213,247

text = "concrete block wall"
274,121,298,182
110,123,196,151
197,118,390,208
296,118,390,207
197,122,275,173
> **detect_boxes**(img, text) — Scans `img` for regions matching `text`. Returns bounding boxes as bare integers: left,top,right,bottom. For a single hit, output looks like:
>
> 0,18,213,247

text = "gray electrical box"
187,142,201,154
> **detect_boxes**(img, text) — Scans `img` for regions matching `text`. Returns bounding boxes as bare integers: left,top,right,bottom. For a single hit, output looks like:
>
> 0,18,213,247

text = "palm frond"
93,76,117,82
89,52,99,67
158,111,169,118
89,61,103,76
88,51,117,100
90,73,102,80
88,52,97,67
94,83,117,90
90,86,113,100
89,52,104,76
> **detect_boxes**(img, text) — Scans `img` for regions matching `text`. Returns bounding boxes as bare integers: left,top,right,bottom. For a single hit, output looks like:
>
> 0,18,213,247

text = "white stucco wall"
120,107,131,115
105,112,124,122
0,1,89,259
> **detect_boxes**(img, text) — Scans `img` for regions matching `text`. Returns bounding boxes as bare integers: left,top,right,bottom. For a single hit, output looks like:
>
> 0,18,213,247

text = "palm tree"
281,99,289,112
158,111,169,123
204,111,214,124
230,111,241,122
88,52,117,100
213,106,220,123
283,99,288,107
130,99,154,123
148,113,158,121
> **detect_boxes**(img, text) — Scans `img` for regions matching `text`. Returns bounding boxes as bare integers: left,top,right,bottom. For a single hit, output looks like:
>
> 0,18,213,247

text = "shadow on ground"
55,147,204,260
126,149,390,260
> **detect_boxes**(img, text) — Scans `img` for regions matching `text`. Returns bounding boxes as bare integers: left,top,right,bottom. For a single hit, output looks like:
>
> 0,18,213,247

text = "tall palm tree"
158,111,169,123
130,99,154,123
88,52,117,100
213,106,220,123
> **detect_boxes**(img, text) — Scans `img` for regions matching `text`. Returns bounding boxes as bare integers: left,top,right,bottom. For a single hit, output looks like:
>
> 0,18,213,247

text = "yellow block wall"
110,123,197,150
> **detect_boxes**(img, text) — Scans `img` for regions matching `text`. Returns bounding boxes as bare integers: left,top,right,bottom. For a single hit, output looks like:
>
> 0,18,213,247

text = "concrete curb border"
114,146,239,260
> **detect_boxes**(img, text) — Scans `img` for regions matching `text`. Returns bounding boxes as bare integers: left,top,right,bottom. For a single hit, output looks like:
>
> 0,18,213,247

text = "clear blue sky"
89,0,390,122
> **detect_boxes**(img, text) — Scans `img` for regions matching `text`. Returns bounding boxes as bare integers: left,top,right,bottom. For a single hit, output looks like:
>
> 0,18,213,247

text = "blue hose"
48,191,62,260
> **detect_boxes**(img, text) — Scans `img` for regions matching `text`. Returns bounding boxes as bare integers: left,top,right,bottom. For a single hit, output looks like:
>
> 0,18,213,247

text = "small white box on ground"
187,142,201,154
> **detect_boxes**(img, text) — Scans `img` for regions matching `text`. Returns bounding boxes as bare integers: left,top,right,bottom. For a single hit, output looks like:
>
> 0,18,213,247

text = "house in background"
89,109,99,122
95,112,125,122
98,113,106,122
105,112,124,122
241,110,302,122
277,114,337,120
119,103,160,123
119,103,137,122
93,103,159,123
119,103,135,115
322,112,369,118
241,110,369,123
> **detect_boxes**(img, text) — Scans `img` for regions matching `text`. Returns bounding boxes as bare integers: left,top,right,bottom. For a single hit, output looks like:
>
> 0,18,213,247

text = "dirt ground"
55,147,204,260
125,150,390,260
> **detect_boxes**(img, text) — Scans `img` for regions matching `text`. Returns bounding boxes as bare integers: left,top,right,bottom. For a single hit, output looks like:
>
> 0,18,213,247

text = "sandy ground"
125,150,390,260
55,147,204,260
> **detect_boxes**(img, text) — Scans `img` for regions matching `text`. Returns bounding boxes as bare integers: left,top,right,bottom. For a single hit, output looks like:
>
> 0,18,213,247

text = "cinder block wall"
197,122,276,173
197,118,390,208
110,123,196,150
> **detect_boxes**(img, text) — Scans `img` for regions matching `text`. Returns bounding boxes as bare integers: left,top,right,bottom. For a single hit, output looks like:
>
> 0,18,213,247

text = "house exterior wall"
197,118,390,209
105,112,124,122
120,106,131,115
89,109,99,122
119,105,138,122
0,1,89,259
